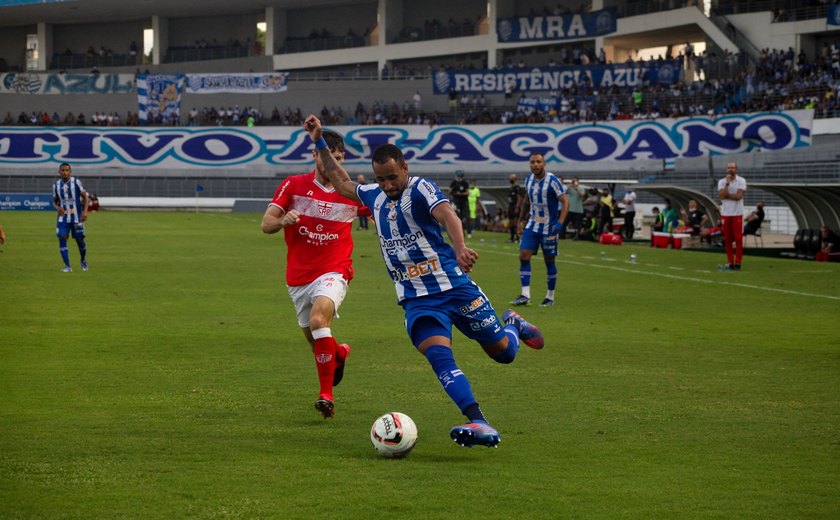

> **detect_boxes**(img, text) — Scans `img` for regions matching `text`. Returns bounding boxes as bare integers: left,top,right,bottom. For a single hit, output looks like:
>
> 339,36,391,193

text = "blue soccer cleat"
61,266,72,273
81,261,89,272
450,421,501,448
502,309,544,350
540,298,554,307
510,295,531,306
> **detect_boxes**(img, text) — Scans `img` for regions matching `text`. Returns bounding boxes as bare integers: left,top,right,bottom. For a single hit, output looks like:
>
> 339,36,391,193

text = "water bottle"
480,238,485,243
724,264,730,271
717,264,723,272
491,239,496,245
630,253,637,264
600,251,606,260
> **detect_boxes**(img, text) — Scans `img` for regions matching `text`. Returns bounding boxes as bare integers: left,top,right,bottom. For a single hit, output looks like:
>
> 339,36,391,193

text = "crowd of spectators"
51,41,141,69
3,111,140,126
7,42,840,127
395,17,482,43
280,26,370,54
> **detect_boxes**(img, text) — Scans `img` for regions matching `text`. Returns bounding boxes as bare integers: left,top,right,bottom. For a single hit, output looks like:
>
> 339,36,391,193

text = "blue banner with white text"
0,111,813,169
433,60,680,94
185,73,289,94
0,73,135,94
497,8,617,43
0,193,53,211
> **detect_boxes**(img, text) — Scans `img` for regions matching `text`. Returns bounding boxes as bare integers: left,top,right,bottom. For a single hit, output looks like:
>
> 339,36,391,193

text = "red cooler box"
671,233,691,249
599,232,623,245
651,232,671,248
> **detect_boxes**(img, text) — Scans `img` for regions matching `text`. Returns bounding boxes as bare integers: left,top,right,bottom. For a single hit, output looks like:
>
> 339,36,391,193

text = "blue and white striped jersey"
524,171,566,235
53,176,86,224
356,177,472,303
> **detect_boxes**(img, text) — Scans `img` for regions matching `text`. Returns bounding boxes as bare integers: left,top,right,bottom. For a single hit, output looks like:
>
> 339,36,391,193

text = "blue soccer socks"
495,327,521,364
519,259,531,291
424,345,476,412
546,261,557,291
58,238,70,267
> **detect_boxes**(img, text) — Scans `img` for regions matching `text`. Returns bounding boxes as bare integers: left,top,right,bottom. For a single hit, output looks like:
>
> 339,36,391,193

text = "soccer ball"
370,412,418,458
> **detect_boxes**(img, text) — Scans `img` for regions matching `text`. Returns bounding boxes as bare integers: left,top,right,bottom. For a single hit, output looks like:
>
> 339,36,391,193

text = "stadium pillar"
36,22,52,72
152,16,169,66
486,0,499,68
265,7,287,57
591,0,604,9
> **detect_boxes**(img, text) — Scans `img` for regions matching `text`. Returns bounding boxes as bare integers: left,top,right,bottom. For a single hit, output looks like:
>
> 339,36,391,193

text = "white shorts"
287,272,348,328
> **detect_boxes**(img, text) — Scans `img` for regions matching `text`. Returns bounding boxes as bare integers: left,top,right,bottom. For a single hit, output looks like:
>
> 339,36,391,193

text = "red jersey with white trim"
270,171,369,286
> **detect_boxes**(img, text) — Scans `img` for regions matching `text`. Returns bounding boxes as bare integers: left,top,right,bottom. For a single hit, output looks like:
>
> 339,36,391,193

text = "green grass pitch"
1,211,838,518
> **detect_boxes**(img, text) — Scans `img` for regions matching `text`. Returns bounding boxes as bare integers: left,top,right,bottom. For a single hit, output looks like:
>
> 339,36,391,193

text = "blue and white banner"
185,73,289,94
0,73,135,94
0,193,53,211
829,4,840,26
0,111,813,169
137,74,184,123
517,96,559,114
433,60,680,94
497,8,616,43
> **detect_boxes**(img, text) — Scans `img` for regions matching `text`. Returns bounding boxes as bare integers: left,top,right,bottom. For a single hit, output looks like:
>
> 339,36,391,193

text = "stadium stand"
1,0,839,239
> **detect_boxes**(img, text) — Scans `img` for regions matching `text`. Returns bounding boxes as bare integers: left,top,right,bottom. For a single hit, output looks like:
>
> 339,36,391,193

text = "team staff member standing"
449,170,470,227
261,130,368,419
512,153,569,308
507,174,525,242
717,162,747,270
304,114,544,449
53,163,89,272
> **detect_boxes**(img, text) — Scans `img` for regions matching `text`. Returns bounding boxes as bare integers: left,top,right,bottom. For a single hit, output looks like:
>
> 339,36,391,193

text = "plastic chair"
749,222,764,247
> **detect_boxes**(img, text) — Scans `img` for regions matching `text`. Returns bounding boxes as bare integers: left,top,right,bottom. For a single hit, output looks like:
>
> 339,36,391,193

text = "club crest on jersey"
386,201,398,221
317,201,333,216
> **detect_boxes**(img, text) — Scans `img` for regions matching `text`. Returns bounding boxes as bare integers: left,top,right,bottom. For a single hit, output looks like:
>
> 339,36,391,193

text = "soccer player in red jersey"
261,130,369,419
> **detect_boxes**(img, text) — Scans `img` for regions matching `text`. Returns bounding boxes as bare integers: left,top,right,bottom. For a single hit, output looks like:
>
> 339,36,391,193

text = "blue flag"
195,184,204,193
829,4,840,26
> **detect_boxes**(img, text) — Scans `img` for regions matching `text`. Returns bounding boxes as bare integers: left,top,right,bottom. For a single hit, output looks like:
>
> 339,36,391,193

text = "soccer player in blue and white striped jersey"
512,153,569,307
52,163,89,272
304,114,544,449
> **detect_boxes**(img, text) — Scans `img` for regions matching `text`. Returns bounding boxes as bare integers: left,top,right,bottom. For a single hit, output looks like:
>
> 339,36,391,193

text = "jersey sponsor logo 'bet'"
389,258,441,282
459,296,486,314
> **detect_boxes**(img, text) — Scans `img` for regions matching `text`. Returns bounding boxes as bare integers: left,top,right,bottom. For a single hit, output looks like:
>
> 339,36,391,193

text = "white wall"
728,12,829,54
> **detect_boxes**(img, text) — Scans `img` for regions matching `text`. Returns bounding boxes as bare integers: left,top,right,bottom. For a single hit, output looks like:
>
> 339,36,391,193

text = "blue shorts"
56,221,85,239
520,228,557,257
402,282,506,347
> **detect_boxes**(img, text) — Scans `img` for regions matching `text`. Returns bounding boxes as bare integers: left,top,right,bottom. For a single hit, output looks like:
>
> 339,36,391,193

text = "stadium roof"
751,183,840,231
0,0,364,26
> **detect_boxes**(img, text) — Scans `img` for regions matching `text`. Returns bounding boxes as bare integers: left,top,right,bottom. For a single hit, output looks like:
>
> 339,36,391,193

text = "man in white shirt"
717,162,747,270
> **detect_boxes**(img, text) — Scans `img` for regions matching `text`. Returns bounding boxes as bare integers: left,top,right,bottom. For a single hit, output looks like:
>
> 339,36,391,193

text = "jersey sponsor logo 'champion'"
380,230,425,250
298,226,339,242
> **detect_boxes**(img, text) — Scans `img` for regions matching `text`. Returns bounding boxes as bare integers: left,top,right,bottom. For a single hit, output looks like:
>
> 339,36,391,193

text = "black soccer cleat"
315,396,335,419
